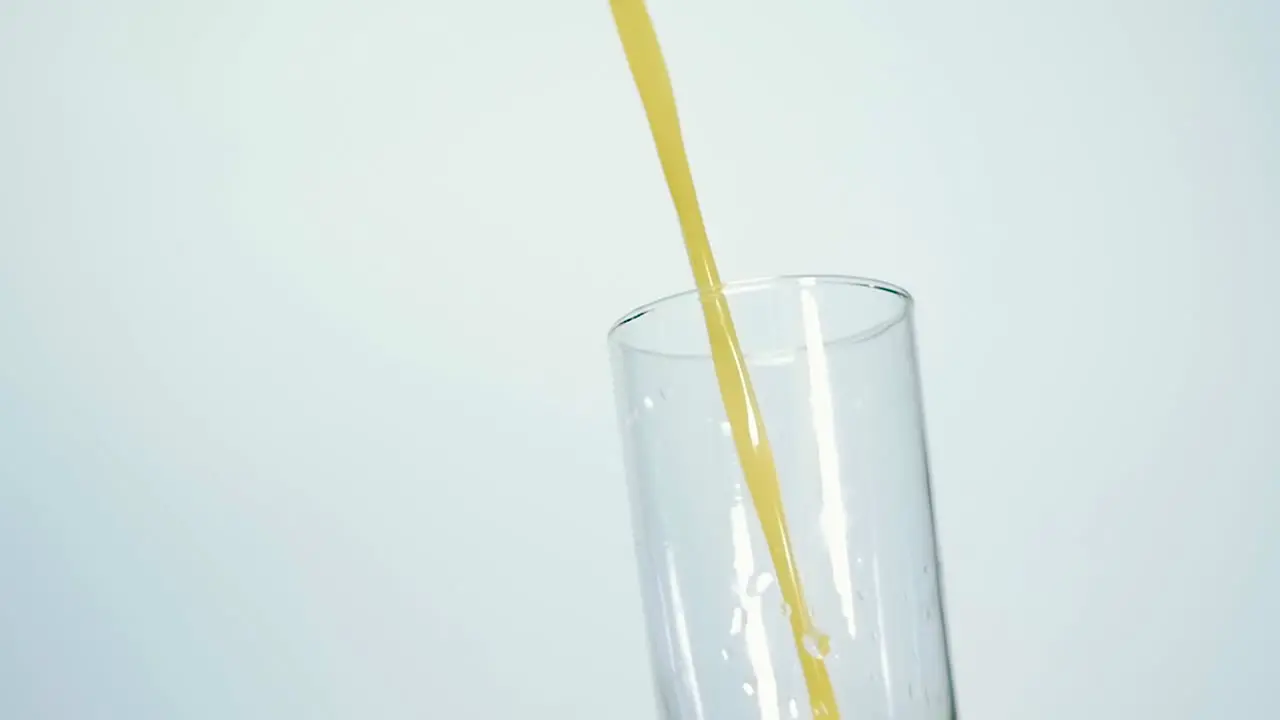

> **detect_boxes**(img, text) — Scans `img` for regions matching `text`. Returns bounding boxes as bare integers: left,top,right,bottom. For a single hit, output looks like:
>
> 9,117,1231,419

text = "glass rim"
608,274,915,358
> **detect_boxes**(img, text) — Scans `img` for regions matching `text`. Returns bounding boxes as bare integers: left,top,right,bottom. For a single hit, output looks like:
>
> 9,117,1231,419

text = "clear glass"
608,275,955,720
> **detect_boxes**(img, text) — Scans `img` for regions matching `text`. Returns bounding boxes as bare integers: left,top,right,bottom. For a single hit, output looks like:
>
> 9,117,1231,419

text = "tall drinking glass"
609,275,955,720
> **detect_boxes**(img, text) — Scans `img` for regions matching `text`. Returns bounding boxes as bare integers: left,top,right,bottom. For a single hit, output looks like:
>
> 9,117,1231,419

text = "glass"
608,275,955,720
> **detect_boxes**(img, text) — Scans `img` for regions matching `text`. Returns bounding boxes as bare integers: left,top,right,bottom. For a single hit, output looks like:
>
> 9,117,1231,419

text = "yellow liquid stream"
608,1,841,717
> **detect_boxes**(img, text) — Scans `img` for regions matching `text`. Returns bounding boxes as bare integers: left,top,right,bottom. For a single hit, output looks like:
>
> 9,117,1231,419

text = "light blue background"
2,0,1277,717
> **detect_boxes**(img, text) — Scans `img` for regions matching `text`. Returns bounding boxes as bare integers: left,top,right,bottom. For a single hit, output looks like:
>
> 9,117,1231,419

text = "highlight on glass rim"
606,0,956,718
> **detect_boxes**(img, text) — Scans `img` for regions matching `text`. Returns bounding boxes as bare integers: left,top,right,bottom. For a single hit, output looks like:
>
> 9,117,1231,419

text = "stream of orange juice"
608,1,841,717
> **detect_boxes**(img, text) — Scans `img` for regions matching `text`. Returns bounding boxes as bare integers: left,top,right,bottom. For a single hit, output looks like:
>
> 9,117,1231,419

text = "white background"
1,0,1276,718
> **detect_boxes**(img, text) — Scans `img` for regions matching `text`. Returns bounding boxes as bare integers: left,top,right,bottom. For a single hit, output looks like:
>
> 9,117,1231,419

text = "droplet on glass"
643,396,654,409
729,607,744,635
788,699,800,719
719,420,732,437
743,683,755,697
721,648,729,661
802,631,831,659
752,572,775,596
856,590,866,601
659,388,668,400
